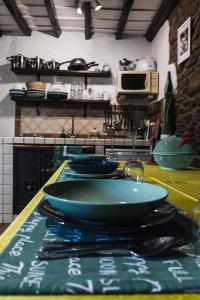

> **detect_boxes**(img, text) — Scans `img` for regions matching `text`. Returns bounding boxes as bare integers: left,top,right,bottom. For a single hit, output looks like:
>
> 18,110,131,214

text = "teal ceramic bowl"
43,180,168,222
68,160,119,174
68,154,106,163
153,135,197,170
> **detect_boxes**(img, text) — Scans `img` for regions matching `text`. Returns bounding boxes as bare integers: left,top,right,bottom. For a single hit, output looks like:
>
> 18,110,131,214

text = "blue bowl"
69,154,106,163
68,160,119,174
153,135,197,170
43,180,168,222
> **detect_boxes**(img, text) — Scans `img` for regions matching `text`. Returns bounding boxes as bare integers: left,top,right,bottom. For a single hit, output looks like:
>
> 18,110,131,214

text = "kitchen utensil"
7,54,28,69
43,180,168,222
45,59,70,70
37,236,175,260
67,58,99,71
29,56,45,69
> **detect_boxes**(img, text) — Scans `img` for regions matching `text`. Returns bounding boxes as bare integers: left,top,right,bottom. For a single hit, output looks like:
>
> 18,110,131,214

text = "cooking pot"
29,56,46,70
45,59,69,70
67,58,99,71
7,54,28,69
134,57,157,71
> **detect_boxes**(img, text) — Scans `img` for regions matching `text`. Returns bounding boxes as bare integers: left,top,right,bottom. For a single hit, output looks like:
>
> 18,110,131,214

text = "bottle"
89,128,100,138
59,127,66,138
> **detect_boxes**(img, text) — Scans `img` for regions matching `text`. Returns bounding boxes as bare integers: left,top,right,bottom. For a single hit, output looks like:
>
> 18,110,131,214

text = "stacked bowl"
9,88,26,98
66,154,120,178
26,81,46,99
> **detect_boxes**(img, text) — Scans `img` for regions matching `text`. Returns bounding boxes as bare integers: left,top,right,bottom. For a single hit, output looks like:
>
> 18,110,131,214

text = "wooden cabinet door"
13,146,53,214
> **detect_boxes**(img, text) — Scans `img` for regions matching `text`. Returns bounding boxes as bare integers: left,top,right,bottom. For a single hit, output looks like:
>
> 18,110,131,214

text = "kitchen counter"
0,162,200,299
0,137,149,222
0,136,149,147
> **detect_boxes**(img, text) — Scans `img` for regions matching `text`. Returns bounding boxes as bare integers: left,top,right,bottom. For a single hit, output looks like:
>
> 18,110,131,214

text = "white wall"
0,27,170,137
150,20,170,100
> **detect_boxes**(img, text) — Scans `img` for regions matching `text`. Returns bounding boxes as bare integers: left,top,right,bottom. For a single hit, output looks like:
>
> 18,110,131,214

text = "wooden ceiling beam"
2,0,31,36
115,0,135,40
84,1,92,40
44,0,61,38
146,0,180,42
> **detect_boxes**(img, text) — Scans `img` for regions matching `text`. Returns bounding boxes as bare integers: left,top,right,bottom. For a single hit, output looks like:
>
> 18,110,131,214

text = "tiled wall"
0,138,13,223
20,107,105,136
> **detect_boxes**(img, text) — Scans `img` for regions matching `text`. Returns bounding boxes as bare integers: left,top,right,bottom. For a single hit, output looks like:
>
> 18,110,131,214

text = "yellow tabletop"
0,161,200,300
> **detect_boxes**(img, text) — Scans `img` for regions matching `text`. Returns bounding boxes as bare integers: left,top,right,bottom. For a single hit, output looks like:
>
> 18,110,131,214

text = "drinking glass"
106,132,118,161
123,158,144,182
123,127,144,182
192,199,200,228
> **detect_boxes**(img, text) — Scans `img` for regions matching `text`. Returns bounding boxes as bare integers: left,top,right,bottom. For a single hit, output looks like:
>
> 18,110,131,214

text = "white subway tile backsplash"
84,138,95,145
0,145,3,154
4,154,13,165
4,175,12,185
3,144,13,154
3,185,13,195
23,137,35,144
3,204,13,214
4,164,13,175
104,139,112,146
45,138,55,144
0,185,2,194
0,214,3,223
0,164,3,174
65,138,75,145
13,137,24,144
0,156,3,164
3,137,13,144
35,137,45,144
55,138,65,145
95,139,105,146
124,139,133,146
3,195,12,204
114,139,125,146
75,138,85,145
3,214,13,223
0,175,3,184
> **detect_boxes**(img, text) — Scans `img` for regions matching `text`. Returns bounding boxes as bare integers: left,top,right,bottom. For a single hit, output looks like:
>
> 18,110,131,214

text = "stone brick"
192,38,200,52
187,72,200,95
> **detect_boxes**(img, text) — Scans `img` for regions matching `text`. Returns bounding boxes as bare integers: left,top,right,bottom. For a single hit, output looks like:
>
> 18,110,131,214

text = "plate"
43,180,168,222
38,200,177,235
63,169,121,179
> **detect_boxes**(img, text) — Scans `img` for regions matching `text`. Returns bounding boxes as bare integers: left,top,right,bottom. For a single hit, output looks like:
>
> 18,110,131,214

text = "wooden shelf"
10,96,110,105
11,68,111,78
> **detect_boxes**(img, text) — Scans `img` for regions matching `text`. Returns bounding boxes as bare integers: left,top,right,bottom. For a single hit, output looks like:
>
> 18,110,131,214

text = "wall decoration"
177,17,191,64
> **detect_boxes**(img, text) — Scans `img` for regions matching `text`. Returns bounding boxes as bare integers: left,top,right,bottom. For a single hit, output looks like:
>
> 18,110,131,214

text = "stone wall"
169,0,200,166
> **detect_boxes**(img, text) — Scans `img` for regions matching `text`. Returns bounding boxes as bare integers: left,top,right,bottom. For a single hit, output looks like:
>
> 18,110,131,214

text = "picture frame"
177,17,191,65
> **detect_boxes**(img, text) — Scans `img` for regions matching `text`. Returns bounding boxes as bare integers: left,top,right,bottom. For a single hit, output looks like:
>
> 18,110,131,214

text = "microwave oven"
118,71,159,95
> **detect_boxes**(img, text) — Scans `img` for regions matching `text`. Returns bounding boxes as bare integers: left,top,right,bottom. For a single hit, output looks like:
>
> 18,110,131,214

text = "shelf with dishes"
10,96,110,105
11,68,111,78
